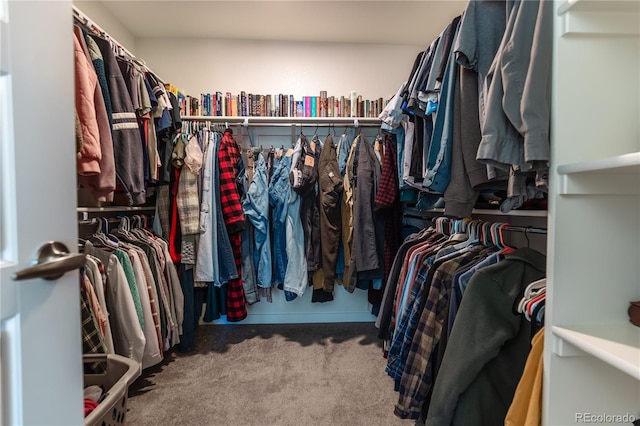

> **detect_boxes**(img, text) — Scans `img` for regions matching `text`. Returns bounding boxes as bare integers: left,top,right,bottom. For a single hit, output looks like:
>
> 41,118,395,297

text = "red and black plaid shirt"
218,130,245,234
218,130,247,321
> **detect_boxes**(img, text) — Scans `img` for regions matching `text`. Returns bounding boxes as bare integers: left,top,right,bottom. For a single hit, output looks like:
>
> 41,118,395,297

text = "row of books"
177,91,388,118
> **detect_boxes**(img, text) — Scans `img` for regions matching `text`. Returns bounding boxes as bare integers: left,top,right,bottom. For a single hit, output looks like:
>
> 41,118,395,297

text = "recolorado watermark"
575,413,636,423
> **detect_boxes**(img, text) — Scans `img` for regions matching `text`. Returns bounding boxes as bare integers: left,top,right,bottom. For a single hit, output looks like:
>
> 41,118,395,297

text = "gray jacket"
476,0,552,175
346,135,383,290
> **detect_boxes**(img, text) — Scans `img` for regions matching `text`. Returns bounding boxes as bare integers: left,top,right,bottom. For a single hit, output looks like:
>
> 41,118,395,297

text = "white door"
1,1,84,425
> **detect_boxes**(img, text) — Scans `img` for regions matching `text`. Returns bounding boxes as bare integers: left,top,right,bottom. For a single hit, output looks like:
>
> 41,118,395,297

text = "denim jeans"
243,154,273,289
241,223,259,304
268,154,291,288
284,180,308,296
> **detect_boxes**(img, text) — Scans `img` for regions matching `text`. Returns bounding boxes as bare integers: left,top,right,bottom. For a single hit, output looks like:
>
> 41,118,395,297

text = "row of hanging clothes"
378,0,551,218
375,216,547,425
79,215,184,370
73,17,182,206
154,120,405,331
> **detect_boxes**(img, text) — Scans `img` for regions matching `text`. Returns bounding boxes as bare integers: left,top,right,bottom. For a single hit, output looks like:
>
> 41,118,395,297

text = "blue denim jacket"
243,154,273,289
336,131,354,177
268,154,290,287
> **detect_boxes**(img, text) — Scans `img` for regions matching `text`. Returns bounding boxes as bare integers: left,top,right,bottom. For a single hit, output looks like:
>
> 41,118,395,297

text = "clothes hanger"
496,223,516,254
488,222,502,250
450,219,480,250
87,217,119,250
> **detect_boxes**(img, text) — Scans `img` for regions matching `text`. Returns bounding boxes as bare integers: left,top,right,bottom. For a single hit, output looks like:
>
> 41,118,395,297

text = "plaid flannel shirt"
226,233,248,322
374,134,399,209
395,246,487,419
177,168,200,235
386,244,444,381
80,275,106,373
218,130,247,321
218,130,245,234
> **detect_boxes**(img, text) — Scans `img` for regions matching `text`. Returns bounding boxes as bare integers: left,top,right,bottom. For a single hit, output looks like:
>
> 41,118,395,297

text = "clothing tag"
304,155,315,167
310,141,317,153
285,149,294,157
328,171,334,178
276,150,283,159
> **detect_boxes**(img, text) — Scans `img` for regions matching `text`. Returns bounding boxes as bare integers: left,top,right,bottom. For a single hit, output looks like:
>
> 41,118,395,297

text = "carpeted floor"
126,322,412,426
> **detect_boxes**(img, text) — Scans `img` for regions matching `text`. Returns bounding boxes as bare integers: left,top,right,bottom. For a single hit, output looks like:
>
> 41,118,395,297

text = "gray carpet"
126,322,412,426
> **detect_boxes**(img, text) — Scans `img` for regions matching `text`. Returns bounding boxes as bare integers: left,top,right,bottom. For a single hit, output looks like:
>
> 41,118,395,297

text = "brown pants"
318,135,343,292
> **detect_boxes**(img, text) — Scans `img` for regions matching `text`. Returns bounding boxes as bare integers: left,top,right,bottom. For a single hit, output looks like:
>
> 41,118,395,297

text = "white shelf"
557,152,640,175
557,0,640,36
552,324,640,380
556,152,640,195
181,115,382,127
558,0,640,15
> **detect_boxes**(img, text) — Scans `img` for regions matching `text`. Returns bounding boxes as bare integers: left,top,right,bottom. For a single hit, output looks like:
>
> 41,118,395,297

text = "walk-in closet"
1,1,638,425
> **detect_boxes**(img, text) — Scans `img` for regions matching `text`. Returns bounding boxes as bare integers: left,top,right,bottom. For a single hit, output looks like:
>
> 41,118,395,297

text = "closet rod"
77,206,155,221
72,5,167,84
404,214,547,235
77,207,155,213
181,116,382,128
502,226,547,235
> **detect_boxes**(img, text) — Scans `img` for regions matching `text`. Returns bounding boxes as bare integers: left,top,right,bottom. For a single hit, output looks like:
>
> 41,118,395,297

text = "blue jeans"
268,155,290,288
241,223,259,304
284,181,308,296
243,154,273,289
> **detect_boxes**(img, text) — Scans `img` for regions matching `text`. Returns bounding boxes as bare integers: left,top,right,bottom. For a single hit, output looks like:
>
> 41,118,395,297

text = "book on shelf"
183,89,386,118
231,95,238,117
319,90,327,117
350,91,357,117
327,95,335,117
304,96,310,118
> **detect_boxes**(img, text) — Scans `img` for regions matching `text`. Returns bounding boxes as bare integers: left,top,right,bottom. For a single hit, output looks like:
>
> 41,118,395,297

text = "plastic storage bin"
83,354,141,426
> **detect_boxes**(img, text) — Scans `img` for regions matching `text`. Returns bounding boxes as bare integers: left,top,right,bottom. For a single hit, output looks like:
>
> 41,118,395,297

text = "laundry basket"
83,354,141,426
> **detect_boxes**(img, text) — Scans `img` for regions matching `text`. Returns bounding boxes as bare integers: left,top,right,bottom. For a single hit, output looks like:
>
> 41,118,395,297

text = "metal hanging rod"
405,214,547,234
503,225,547,234
77,206,155,221
72,6,167,84
181,116,382,128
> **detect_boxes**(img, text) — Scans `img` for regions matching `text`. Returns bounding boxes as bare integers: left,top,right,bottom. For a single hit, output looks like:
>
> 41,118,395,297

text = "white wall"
73,1,138,55
136,37,423,100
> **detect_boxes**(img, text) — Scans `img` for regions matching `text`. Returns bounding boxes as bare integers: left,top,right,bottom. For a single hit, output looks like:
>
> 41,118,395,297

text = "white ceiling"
81,1,467,45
